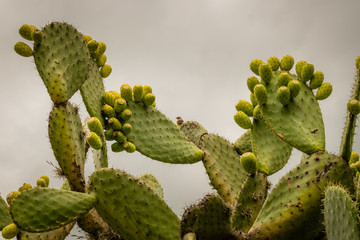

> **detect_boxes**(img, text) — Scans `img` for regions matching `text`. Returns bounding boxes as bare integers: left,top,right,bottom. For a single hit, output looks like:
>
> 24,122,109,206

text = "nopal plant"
1,21,359,240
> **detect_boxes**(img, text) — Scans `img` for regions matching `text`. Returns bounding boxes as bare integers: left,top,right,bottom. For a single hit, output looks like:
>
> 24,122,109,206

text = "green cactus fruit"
356,55,360,69
123,141,136,153
254,84,267,105
19,24,36,41
33,29,43,44
250,58,263,75
287,79,301,99
280,55,294,71
14,42,33,57
111,142,125,152
0,195,12,230
234,130,252,155
277,86,291,105
108,117,122,131
240,152,257,174
83,35,92,43
183,232,196,240
250,92,258,106
309,71,324,89
316,82,332,100
133,84,144,102
234,111,252,129
143,85,153,95
102,104,116,118
2,223,19,239
6,191,19,206
347,99,360,115
235,100,254,117
277,72,291,87
108,90,121,99
114,131,127,143
100,64,112,78
120,109,132,121
36,178,47,188
349,152,360,164
144,93,156,106
18,183,32,192
295,60,307,76
120,84,133,101
86,132,103,150
39,176,49,187
122,123,132,135
259,63,273,84
104,128,115,141
350,161,360,172
301,63,315,82
114,97,127,113
96,54,107,67
247,76,260,93
92,41,106,59
102,91,116,107
267,56,280,71
87,40,98,53
86,117,103,136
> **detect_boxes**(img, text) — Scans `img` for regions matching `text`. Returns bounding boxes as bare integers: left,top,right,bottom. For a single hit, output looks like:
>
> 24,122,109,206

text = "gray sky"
1,0,360,239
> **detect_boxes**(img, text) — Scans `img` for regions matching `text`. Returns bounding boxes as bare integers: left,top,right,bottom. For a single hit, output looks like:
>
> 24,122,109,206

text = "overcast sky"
1,1,360,239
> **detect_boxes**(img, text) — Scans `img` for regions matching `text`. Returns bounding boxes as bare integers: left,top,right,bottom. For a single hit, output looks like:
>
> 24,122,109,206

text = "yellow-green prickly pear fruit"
356,55,360,69
295,60,307,76
103,91,116,107
316,82,332,100
309,71,324,89
349,152,359,164
143,93,156,106
18,183,32,192
93,41,106,59
240,152,257,174
40,175,49,187
102,104,116,118
267,56,280,71
250,92,258,107
122,123,132,135
87,40,99,54
235,100,254,117
247,76,260,93
109,90,121,99
6,191,19,205
133,85,144,102
277,72,291,87
120,84,133,102
114,98,127,113
250,58,264,75
254,84,267,105
111,142,125,152
143,85,153,95
259,63,273,84
347,99,360,115
104,128,115,140
2,223,19,239
114,131,127,143
14,42,33,57
36,178,47,187
234,111,252,129
253,105,262,120
86,132,103,150
183,232,197,240
287,79,301,99
301,63,315,82
19,24,35,41
83,35,92,43
120,109,132,121
277,86,291,105
108,117,122,131
87,117,103,136
33,29,43,44
96,54,107,67
100,64,112,78
124,141,136,153
280,55,294,71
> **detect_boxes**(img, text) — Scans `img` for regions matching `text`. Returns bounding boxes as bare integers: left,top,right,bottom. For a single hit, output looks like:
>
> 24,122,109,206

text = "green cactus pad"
33,22,92,103
126,101,204,164
93,141,108,170
10,188,96,232
0,195,12,230
324,186,360,240
179,121,208,147
180,194,233,240
248,152,354,239
234,130,252,155
138,173,164,199
17,223,75,240
48,103,85,192
232,173,268,233
88,168,181,240
251,118,293,175
200,134,248,204
259,71,325,154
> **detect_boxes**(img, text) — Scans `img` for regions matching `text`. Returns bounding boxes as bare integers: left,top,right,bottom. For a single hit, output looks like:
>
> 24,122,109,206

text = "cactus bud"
250,59,263,75
111,142,125,152
40,175,50,187
2,223,19,239
259,63,273,84
114,98,127,113
250,92,258,107
93,41,106,59
100,64,112,78
316,82,332,100
122,123,132,135
254,84,267,105
18,183,32,192
356,55,360,69
120,109,132,121
347,99,360,115
109,90,121,99
83,35,92,43
349,152,359,164
33,29,43,44
240,152,257,174
86,132,103,150
19,24,35,41
96,54,107,67
277,72,291,87
253,105,262,120
143,85,153,95
120,84,133,101
36,178,47,187
124,142,136,153
114,131,127,143
280,55,294,71
102,104,116,118
235,100,254,117
133,84,144,102
87,117,103,136
287,79,301,99
277,86,291,105
267,56,280,71
143,93,156,106
87,40,98,53
104,128,115,140
102,91,116,107
301,63,315,82
6,191,19,205
108,117,122,131
295,60,307,77
309,71,324,89
14,42,33,57
234,111,252,129
183,232,197,240
247,76,260,93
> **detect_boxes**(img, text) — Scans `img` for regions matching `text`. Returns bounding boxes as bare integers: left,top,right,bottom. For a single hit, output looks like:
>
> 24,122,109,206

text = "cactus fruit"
120,108,132,121
347,99,360,115
96,54,107,67
234,111,252,129
114,97,127,113
92,41,106,59
86,132,103,150
277,72,291,87
143,93,156,106
33,29,43,44
100,64,112,78
280,55,294,71
120,84,132,101
40,176,50,187
247,76,260,93
253,84,267,105
87,40,99,53
18,183,32,192
2,223,19,239
301,63,315,82
287,79,301,98
121,122,132,135
36,178,47,187
19,24,36,41
235,100,254,117
252,105,261,120
349,152,360,164
111,142,125,152
14,42,33,57
108,117,122,131
309,71,324,89
123,141,136,153
87,117,103,136
6,191,19,205
102,104,116,118
267,56,280,71
295,60,307,77
133,84,144,102
277,86,291,105
259,63,273,84
250,58,263,75
316,82,333,100
240,152,257,174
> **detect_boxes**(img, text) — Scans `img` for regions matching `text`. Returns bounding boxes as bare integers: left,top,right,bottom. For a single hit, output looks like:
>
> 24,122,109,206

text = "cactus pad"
179,121,208,147
17,223,75,240
0,195,12,230
234,130,252,155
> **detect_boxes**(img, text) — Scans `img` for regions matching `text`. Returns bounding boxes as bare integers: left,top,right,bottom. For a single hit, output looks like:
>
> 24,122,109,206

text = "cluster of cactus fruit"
1,21,360,240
